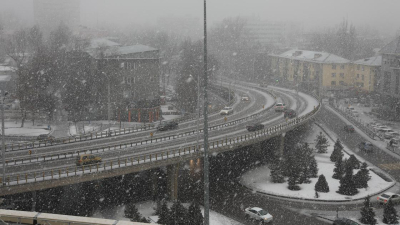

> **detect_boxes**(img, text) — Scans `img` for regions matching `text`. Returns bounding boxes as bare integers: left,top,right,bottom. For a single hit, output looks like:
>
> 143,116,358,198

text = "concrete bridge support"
167,163,180,200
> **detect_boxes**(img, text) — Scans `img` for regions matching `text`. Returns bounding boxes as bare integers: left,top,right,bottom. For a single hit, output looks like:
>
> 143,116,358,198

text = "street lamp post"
1,90,8,186
102,72,111,136
189,75,200,150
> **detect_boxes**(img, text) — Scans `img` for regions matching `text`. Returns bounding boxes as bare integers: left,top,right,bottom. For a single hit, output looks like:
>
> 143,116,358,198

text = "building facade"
350,56,381,92
377,36,400,98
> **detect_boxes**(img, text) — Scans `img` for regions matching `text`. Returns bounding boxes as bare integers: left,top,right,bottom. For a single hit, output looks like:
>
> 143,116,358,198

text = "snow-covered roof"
380,36,400,55
352,55,382,66
89,38,121,49
271,49,350,64
115,45,158,55
0,75,12,82
0,65,14,72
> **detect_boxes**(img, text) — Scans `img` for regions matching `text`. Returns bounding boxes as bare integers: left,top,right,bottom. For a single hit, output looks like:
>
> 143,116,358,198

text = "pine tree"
330,139,344,162
309,157,319,178
124,202,145,222
315,174,329,193
169,200,188,225
360,196,377,225
332,155,344,179
286,149,302,190
298,143,314,184
383,199,398,224
157,201,171,225
354,162,371,189
337,163,358,196
270,159,285,183
315,132,329,153
347,154,360,170
187,201,203,225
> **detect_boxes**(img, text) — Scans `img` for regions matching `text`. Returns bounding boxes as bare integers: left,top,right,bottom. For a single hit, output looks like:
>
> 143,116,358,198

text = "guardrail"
3,90,275,166
0,100,320,187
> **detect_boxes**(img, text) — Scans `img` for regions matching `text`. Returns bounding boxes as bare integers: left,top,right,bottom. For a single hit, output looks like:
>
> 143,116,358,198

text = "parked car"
333,218,360,225
358,141,373,153
157,121,178,131
241,96,250,101
244,207,273,223
76,154,102,166
372,125,389,133
379,128,395,135
344,125,355,132
37,134,55,142
377,192,400,204
246,123,264,132
220,107,233,115
284,109,297,118
274,103,286,112
390,137,400,146
384,131,400,139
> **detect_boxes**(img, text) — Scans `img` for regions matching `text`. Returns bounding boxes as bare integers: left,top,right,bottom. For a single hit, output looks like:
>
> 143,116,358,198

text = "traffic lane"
317,107,400,181
211,182,328,225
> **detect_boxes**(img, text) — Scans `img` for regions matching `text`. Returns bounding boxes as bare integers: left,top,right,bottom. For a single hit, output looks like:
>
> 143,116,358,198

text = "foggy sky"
1,0,399,35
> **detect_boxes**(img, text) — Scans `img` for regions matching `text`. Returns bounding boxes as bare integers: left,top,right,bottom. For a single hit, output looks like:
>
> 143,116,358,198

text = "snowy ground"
92,201,243,225
240,124,394,201
2,121,50,136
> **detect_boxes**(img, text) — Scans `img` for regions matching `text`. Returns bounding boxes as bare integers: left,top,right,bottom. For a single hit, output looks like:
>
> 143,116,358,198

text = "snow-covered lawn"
240,124,394,201
3,121,50,136
93,201,242,225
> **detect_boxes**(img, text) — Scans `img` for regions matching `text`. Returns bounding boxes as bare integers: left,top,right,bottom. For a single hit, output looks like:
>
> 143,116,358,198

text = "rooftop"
271,49,350,64
380,36,400,55
352,55,382,66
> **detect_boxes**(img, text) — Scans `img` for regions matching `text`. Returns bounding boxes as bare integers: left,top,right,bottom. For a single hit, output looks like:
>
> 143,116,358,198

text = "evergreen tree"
298,143,314,184
347,154,360,170
337,163,358,196
332,155,344,179
309,157,319,178
124,202,145,222
354,162,371,189
330,139,344,162
169,200,188,225
383,199,398,224
270,159,285,183
285,149,302,190
315,132,329,153
360,196,377,225
187,201,203,225
157,201,171,225
315,174,329,193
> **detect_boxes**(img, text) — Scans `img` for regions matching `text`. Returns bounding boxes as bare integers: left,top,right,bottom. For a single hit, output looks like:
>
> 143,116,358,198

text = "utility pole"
203,0,210,224
1,90,8,186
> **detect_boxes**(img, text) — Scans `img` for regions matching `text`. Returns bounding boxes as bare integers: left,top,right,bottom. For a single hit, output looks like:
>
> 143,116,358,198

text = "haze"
1,0,399,35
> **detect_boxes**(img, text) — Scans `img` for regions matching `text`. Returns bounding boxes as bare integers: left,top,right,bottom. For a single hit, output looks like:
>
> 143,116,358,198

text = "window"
362,75,365,80
332,64,336,69
340,73,344,78
362,66,365,71
331,73,336,77
331,81,336,86
339,81,345,85
357,74,360,78
340,65,345,69
120,62,125,68
357,65,360,70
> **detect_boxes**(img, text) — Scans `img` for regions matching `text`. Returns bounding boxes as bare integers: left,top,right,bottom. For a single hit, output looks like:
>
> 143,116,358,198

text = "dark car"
344,125,355,132
333,218,360,225
246,123,264,132
284,109,297,118
157,121,178,131
358,141,373,153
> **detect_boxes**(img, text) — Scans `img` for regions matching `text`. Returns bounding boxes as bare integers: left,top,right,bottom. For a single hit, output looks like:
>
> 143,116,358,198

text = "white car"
377,192,400,204
220,107,233,115
244,207,273,223
274,103,286,112
241,96,250,101
385,131,400,139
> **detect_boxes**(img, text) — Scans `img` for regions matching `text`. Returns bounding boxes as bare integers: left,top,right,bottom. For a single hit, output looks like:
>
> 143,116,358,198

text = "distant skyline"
1,0,399,36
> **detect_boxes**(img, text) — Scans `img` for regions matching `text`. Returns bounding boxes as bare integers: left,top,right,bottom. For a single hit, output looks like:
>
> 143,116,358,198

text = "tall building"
33,0,80,33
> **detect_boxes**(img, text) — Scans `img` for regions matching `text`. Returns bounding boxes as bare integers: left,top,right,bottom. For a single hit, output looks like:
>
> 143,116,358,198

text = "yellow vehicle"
76,154,102,166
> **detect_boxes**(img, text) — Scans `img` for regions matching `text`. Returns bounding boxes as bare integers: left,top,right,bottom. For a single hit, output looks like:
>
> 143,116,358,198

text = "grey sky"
1,0,399,35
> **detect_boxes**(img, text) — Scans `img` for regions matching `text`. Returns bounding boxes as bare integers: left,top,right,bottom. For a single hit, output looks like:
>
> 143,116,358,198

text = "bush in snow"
359,196,377,225
270,159,285,183
298,143,315,184
309,157,319,178
337,163,358,196
383,199,398,224
157,201,171,225
354,162,371,189
169,200,188,225
124,202,149,223
330,139,344,162
187,201,203,225
315,132,329,153
315,174,329,193
332,155,344,180
347,154,360,170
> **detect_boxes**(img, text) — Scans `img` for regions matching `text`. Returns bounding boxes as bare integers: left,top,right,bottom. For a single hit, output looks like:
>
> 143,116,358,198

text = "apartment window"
331,81,336,86
120,62,125,68
357,74,360,78
340,73,344,78
362,75,365,80
357,65,360,70
340,65,345,69
332,64,336,69
362,66,365,71
331,73,336,77
339,81,345,85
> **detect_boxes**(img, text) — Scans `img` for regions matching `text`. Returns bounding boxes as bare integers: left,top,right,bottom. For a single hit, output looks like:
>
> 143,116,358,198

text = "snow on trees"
337,162,358,196
383,199,399,224
354,162,371,189
332,155,344,180
315,174,329,193
360,196,377,225
315,132,329,153
330,139,344,162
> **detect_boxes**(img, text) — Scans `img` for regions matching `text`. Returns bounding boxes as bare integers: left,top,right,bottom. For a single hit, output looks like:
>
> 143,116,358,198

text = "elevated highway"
0,82,320,197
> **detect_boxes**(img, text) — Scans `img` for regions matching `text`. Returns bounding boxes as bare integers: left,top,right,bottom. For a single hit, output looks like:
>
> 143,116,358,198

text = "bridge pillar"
279,133,286,158
167,163,180,200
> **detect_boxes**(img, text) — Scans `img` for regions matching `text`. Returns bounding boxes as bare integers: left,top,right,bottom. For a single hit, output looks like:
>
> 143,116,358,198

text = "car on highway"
284,109,297,118
358,141,373,153
377,192,400,204
244,207,273,223
241,96,250,101
384,131,400,139
37,134,55,142
246,123,264,132
333,218,360,225
274,103,286,112
157,121,178,131
76,154,102,166
344,125,355,132
220,107,233,115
